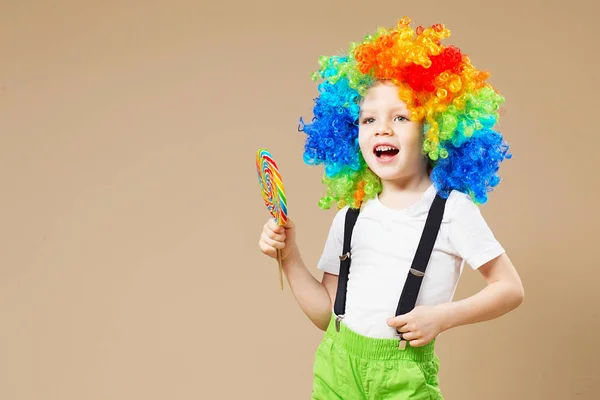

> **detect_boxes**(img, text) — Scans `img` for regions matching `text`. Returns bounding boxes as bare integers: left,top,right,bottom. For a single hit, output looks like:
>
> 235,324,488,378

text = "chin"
374,171,405,182
366,165,405,181
364,155,394,170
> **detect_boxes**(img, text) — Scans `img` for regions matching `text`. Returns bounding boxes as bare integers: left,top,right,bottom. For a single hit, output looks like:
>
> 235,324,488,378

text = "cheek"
400,127,423,153
358,129,371,156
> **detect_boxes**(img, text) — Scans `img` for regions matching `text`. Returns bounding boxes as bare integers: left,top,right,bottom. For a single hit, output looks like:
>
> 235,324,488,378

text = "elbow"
313,311,333,332
517,285,525,306
313,319,329,332
510,280,525,310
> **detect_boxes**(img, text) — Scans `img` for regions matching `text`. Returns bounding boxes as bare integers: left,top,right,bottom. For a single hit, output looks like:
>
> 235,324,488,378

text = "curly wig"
299,17,511,209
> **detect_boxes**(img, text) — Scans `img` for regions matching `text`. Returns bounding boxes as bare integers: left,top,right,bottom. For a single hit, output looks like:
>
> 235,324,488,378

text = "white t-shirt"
317,184,505,339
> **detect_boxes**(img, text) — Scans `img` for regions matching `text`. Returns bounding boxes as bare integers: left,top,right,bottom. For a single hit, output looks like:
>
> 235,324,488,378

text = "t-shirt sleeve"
448,193,505,270
316,207,348,275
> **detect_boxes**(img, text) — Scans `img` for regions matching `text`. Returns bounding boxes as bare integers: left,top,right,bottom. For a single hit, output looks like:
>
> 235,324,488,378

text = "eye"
394,115,409,122
361,117,375,124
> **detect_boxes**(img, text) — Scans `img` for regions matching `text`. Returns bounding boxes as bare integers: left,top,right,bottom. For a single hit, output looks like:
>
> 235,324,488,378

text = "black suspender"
333,207,360,319
396,194,447,316
333,193,448,346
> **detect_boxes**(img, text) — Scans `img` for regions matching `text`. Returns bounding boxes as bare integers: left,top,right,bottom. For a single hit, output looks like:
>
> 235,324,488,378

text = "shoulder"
443,191,504,268
328,199,379,232
333,205,351,221
445,189,497,242
445,190,480,221
326,205,351,233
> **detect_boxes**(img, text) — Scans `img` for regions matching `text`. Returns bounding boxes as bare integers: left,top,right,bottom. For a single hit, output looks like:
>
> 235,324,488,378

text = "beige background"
1,0,599,399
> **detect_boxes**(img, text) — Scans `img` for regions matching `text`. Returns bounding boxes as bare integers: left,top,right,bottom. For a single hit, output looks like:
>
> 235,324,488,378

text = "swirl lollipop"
256,148,288,290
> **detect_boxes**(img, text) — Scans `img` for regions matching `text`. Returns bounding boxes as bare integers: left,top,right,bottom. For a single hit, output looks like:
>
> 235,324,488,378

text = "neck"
378,170,432,209
382,168,431,193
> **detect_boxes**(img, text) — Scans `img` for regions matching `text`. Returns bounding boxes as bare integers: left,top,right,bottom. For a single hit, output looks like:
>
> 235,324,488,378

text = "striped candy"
256,148,288,226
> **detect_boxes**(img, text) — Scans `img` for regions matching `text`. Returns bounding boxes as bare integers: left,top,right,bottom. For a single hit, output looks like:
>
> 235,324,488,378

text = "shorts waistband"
324,314,436,362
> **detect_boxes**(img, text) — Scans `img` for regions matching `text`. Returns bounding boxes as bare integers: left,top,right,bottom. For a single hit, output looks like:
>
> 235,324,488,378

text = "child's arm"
282,249,337,331
437,252,523,331
259,218,336,331
388,253,523,346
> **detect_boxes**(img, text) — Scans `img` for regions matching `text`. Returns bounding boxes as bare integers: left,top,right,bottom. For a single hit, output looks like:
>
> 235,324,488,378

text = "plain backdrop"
1,0,599,399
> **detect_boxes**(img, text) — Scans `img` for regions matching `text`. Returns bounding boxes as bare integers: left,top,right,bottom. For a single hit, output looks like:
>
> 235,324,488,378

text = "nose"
375,120,393,136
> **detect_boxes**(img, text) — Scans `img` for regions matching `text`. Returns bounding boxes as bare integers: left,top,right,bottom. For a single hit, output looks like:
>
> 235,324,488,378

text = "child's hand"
387,305,445,347
258,218,297,262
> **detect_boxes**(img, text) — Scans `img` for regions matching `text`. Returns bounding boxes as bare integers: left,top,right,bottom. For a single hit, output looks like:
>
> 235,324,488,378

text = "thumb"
283,218,295,230
387,315,407,327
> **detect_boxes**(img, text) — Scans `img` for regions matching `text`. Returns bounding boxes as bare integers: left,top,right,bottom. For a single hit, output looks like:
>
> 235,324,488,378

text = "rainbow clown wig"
299,17,511,210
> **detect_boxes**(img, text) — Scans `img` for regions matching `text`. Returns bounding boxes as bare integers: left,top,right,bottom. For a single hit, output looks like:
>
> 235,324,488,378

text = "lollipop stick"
276,248,283,290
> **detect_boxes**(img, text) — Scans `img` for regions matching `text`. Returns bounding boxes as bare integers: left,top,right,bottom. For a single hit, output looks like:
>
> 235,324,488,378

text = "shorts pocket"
415,358,444,400
312,338,348,399
364,360,431,400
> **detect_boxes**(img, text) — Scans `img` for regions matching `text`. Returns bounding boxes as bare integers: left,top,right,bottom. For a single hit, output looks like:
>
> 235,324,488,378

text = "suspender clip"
335,315,344,332
409,268,425,277
398,332,407,350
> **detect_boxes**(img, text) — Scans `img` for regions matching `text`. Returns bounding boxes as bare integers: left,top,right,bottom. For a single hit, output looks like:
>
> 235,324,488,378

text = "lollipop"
256,148,288,290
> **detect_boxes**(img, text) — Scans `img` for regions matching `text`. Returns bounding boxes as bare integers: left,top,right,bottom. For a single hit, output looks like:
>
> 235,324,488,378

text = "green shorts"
312,314,443,399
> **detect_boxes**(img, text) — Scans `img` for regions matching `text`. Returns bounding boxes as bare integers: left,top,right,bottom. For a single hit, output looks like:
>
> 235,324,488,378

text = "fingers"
397,323,414,334
260,218,294,260
258,234,284,258
267,218,285,234
261,232,285,250
389,315,421,345
263,222,286,242
406,338,427,347
397,327,427,348
397,326,432,348
258,239,277,258
399,330,420,341
387,316,408,329
259,219,286,258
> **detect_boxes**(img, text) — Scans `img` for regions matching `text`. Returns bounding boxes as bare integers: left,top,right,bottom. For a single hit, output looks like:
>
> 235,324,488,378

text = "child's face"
358,81,426,184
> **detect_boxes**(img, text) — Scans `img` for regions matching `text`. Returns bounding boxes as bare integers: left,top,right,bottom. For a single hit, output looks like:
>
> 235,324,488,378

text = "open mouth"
374,145,400,159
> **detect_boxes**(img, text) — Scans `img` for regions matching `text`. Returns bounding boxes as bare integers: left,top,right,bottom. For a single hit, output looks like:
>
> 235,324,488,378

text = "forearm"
282,246,332,330
438,279,524,332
